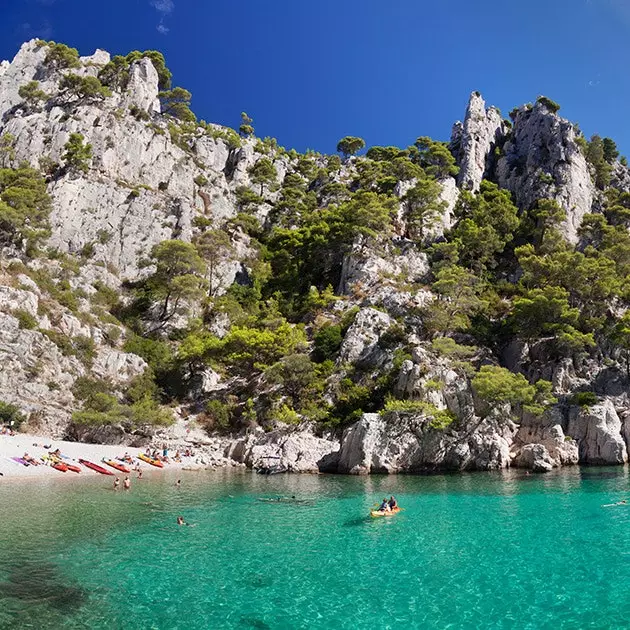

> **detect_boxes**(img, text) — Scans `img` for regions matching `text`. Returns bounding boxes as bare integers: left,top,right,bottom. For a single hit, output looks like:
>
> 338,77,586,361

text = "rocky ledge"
138,392,629,475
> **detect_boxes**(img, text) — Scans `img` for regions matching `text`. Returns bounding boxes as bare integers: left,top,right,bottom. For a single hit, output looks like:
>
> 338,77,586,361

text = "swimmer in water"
602,500,627,507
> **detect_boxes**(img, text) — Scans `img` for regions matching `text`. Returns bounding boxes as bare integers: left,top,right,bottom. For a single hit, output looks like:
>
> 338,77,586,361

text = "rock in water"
567,400,628,465
336,412,515,474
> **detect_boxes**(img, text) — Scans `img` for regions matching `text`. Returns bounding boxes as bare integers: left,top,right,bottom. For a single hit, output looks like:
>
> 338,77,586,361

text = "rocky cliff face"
2,39,630,473
336,411,514,474
496,102,595,243
451,95,601,244
0,40,270,437
0,279,144,435
0,40,265,280
450,92,505,192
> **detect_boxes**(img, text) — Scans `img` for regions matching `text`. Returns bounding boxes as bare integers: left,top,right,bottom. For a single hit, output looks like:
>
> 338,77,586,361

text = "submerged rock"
0,561,86,612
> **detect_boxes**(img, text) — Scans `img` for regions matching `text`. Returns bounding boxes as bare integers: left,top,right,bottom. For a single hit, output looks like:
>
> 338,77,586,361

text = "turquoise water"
1,468,629,629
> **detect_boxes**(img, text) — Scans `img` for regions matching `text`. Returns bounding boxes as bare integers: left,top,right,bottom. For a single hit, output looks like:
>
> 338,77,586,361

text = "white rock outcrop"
337,307,392,366
513,409,579,470
227,429,340,473
0,312,81,435
0,40,263,281
450,92,505,191
513,444,554,472
566,400,628,464
336,411,515,474
496,102,595,243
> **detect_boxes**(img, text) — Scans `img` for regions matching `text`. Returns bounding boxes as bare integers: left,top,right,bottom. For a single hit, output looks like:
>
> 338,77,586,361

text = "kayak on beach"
79,459,115,475
62,461,81,473
370,507,402,518
43,454,81,473
103,459,131,473
138,453,164,468
59,456,82,472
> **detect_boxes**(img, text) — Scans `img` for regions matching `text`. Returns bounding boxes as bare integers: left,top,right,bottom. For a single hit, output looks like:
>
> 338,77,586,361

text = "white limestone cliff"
450,92,505,192
0,40,277,281
496,101,595,243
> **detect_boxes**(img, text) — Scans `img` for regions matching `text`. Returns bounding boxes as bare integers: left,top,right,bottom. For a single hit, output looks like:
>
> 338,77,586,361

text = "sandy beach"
0,433,202,480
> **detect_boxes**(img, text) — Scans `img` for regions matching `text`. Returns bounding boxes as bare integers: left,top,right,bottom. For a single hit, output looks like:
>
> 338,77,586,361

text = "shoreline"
3,432,629,483
0,432,223,481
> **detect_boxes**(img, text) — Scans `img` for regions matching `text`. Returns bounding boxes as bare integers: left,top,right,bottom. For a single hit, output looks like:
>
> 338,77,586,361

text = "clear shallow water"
1,468,629,630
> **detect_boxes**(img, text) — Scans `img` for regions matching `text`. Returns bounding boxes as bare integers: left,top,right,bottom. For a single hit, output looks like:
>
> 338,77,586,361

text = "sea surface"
0,467,629,629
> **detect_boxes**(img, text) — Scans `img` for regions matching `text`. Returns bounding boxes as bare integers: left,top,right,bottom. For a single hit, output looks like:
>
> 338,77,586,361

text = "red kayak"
78,459,114,476
65,463,81,473
52,462,68,472
103,459,131,473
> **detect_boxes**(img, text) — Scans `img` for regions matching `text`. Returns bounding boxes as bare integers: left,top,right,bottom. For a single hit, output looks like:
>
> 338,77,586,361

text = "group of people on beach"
143,445,195,464
376,496,398,513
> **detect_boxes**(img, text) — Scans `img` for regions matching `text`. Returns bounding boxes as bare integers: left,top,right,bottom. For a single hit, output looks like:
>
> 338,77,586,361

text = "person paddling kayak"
370,497,401,518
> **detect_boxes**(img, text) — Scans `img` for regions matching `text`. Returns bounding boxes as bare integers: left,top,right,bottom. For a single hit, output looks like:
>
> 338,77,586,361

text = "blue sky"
2,0,630,156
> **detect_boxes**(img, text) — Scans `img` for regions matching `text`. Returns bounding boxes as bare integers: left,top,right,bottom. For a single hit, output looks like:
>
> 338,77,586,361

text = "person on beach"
123,476,131,490
114,477,120,490
176,479,181,488
137,469,143,479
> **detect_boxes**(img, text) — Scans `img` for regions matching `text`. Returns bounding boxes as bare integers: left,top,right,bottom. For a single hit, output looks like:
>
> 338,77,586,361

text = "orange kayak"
104,459,131,473
370,507,401,518
138,454,163,468
49,455,80,473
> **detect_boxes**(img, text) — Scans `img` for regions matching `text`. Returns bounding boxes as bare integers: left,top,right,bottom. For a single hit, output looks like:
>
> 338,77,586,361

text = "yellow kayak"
370,507,401,518
138,453,164,468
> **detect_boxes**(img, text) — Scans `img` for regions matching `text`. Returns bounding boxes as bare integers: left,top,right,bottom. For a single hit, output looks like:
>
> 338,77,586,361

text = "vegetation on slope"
4,43,630,436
